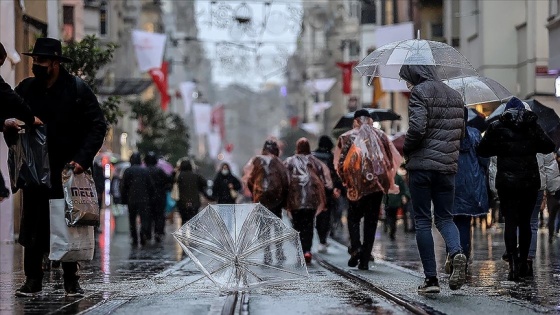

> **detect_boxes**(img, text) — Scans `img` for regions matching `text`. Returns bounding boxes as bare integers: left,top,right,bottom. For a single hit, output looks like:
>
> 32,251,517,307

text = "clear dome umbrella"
173,203,308,292
355,37,478,81
443,76,512,106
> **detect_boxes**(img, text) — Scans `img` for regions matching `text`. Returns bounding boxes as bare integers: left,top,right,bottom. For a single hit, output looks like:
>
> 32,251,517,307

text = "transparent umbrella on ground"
355,36,478,82
443,76,512,106
173,203,308,292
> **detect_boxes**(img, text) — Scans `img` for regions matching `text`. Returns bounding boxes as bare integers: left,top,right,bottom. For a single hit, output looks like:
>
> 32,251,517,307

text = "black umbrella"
467,108,487,132
333,108,401,130
486,99,560,146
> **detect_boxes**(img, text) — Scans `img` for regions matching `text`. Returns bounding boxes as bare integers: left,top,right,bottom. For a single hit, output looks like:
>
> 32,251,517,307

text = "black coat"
120,165,155,206
14,68,107,197
477,108,555,191
0,74,35,125
399,65,465,174
147,165,171,204
212,172,241,204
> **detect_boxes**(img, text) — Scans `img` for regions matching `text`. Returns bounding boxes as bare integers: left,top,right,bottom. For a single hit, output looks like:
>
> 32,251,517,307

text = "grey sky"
194,0,303,90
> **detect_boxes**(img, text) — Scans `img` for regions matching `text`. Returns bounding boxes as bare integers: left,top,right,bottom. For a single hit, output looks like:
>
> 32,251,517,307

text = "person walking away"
120,152,155,246
527,152,560,274
145,152,171,243
477,97,555,281
212,162,242,204
243,140,290,218
334,109,401,271
398,64,467,293
445,110,489,274
384,171,410,241
285,138,332,263
175,159,211,225
243,139,290,264
6,38,107,297
546,150,560,244
312,135,341,253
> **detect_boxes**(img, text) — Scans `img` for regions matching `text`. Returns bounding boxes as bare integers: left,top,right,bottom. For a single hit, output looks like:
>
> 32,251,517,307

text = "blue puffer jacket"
452,126,489,216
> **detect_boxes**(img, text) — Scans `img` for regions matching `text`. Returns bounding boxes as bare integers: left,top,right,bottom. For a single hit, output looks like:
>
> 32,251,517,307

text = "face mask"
32,64,50,81
221,169,230,176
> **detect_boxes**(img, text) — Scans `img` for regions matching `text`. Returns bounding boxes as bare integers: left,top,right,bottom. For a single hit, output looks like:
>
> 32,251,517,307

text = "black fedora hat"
22,38,72,62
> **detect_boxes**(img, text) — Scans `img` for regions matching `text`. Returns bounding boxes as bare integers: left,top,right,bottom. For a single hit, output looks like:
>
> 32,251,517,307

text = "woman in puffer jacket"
477,97,555,281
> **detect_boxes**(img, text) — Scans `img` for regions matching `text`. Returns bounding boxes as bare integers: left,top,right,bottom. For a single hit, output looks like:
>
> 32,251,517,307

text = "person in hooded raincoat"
243,140,289,217
285,138,332,263
478,97,555,282
312,135,341,253
174,159,211,225
399,64,467,293
243,139,289,264
334,109,401,271
212,162,242,204
444,108,488,274
120,152,155,246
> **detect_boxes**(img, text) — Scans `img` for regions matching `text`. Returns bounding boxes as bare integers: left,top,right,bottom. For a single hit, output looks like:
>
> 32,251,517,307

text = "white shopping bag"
49,199,95,261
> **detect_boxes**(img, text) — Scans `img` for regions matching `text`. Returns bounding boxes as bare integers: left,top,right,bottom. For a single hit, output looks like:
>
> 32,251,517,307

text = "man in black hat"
4,38,107,297
334,109,395,271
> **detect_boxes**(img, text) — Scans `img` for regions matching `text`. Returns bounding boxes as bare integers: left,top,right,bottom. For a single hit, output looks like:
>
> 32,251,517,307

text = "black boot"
348,248,361,267
507,254,520,282
519,259,533,278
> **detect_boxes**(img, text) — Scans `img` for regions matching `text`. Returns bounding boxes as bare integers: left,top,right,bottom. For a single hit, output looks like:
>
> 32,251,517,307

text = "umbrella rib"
241,260,306,277
239,264,265,283
175,234,235,262
209,207,237,254
239,232,298,259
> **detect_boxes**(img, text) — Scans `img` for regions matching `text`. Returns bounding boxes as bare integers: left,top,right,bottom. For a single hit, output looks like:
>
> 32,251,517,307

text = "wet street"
1,209,559,314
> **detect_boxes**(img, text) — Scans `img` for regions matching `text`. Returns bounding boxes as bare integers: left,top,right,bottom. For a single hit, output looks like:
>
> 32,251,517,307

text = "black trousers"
21,185,78,281
178,204,199,225
128,203,152,241
347,192,384,261
291,209,315,253
152,198,166,236
315,195,334,244
385,206,399,239
499,188,538,262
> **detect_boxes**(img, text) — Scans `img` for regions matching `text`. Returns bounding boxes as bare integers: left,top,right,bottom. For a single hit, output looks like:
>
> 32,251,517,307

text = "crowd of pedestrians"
2,39,560,299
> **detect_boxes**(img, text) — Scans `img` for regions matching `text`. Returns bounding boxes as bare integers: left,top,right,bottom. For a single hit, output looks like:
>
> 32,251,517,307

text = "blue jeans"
453,215,472,259
409,170,462,278
529,190,544,259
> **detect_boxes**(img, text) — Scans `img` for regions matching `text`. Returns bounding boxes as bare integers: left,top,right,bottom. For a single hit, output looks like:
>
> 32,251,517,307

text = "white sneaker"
318,244,328,253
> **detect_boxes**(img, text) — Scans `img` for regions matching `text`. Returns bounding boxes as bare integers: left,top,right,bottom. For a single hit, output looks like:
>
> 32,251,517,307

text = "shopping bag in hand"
49,199,95,261
63,166,100,227
6,125,50,192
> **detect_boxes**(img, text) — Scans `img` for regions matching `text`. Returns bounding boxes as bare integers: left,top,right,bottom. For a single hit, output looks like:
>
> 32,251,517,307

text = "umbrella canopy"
443,76,512,106
333,108,401,130
157,159,174,176
390,133,405,156
467,108,488,132
355,38,478,80
486,99,560,147
173,204,308,292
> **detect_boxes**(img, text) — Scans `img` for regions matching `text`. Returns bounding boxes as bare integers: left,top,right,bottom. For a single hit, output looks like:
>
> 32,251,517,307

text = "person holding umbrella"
398,64,467,293
477,97,555,281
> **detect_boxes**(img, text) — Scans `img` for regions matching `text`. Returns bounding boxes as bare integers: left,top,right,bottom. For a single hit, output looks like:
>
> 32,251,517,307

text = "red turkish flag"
336,61,358,94
211,103,226,140
149,61,170,111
